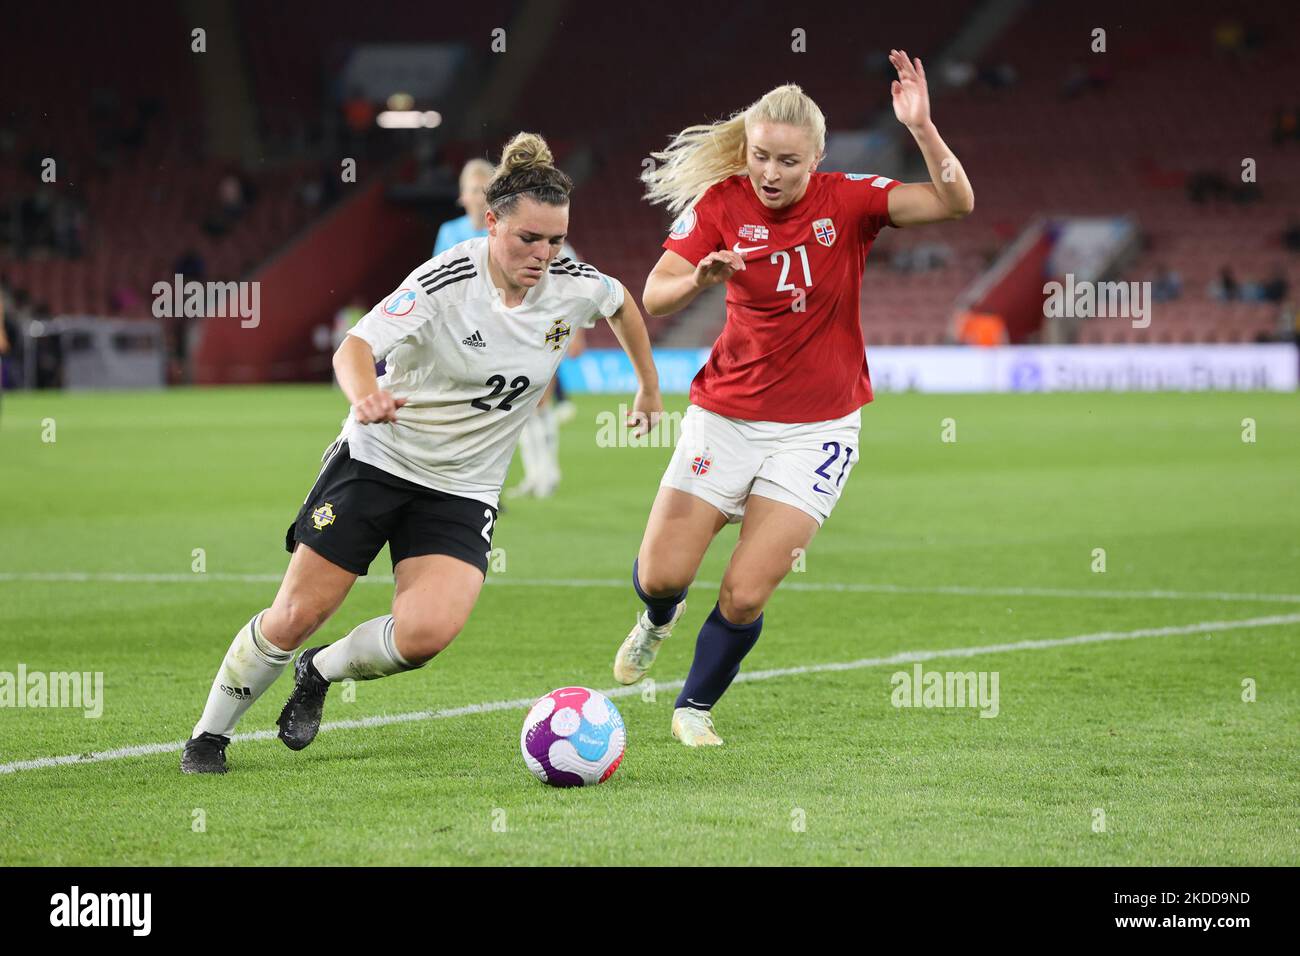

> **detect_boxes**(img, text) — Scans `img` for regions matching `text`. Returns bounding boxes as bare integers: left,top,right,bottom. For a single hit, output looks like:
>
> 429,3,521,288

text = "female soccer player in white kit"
182,133,662,773
613,53,974,745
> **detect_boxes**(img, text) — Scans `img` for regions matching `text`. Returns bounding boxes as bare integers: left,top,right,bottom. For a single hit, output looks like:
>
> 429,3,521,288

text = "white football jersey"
341,236,624,508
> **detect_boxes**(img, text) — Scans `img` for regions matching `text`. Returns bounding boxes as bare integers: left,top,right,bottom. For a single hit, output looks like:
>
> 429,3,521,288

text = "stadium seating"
886,0,1300,345
235,0,518,144
0,5,321,319
493,0,979,346
3,0,1293,354
505,0,1298,348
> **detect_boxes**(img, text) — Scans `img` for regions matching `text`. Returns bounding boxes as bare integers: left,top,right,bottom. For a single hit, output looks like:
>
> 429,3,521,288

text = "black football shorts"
285,439,497,576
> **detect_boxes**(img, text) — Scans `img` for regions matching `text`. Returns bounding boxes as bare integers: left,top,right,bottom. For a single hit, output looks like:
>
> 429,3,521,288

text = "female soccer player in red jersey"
613,52,974,745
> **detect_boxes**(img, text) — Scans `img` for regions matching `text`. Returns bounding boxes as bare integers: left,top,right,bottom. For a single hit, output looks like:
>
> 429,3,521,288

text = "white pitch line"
1,570,1299,605
2,611,1297,776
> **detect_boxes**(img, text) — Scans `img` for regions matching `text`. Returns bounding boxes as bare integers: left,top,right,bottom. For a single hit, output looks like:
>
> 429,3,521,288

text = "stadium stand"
2,0,1295,386
869,0,1299,345
0,6,330,322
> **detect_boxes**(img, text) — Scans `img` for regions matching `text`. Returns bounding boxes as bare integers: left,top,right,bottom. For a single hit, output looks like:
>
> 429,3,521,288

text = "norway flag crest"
812,218,836,247
691,450,712,476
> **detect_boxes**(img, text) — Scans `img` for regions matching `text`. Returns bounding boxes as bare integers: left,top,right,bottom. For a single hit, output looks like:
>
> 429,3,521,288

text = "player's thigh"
718,495,820,624
642,405,758,595
263,544,358,651
270,440,403,649
390,553,485,659
752,412,861,526
637,486,728,595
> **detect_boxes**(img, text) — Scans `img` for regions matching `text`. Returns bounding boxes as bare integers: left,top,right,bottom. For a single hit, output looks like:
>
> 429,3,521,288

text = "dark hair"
485,132,572,217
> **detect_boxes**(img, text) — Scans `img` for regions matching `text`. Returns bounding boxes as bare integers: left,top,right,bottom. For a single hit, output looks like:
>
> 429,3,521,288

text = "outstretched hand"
694,249,746,289
889,49,931,130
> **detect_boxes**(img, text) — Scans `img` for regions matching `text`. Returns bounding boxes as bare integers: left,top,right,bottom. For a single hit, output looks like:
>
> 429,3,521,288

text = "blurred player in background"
509,235,586,500
614,54,974,745
331,295,367,352
508,317,583,498
181,133,662,773
433,158,493,255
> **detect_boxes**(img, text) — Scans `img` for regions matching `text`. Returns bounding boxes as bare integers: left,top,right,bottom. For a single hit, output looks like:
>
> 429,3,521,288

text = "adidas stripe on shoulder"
419,255,477,296
548,256,601,280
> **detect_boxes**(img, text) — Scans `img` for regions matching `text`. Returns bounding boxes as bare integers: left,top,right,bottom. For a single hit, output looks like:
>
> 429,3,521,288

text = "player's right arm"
644,195,745,316
333,335,405,423
336,272,443,424
642,248,745,316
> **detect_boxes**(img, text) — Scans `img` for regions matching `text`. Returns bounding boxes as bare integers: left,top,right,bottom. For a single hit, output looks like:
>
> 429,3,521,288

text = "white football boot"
672,707,723,746
612,601,685,684
506,475,540,498
554,399,577,424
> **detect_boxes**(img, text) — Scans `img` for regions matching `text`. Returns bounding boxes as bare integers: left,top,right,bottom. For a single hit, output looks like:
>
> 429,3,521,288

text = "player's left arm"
603,283,662,437
886,49,975,227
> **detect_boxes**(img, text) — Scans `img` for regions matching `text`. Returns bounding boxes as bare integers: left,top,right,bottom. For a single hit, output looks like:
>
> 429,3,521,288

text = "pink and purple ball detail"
522,687,625,787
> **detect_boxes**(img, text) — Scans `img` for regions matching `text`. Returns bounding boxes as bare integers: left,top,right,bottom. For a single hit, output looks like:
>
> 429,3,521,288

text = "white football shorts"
659,404,862,526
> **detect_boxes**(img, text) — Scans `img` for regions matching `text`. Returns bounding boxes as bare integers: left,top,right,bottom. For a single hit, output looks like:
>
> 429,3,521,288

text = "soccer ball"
521,686,625,787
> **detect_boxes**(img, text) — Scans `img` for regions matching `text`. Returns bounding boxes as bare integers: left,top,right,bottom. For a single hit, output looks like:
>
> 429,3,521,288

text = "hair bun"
485,132,571,213
498,132,554,174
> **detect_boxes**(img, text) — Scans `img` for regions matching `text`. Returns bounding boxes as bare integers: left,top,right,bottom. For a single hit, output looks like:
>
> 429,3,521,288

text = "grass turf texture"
0,386,1297,865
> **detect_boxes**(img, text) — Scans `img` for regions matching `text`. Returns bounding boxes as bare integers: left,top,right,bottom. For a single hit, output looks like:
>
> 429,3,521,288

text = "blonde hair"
459,157,494,190
485,132,573,215
641,84,826,216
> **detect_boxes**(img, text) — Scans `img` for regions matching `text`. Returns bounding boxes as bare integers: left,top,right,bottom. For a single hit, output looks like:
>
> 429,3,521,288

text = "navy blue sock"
632,557,686,627
676,603,763,710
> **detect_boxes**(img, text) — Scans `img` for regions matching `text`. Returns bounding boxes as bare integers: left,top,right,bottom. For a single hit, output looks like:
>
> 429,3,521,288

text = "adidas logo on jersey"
462,330,487,348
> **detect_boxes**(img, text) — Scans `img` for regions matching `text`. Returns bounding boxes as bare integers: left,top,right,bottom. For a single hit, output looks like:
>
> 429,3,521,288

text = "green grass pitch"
0,386,1297,865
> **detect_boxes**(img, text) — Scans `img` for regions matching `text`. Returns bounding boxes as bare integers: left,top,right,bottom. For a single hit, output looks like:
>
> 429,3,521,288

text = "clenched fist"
353,390,406,424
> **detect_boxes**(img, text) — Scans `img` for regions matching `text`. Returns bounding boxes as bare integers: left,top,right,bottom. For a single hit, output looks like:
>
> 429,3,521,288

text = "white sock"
192,610,292,739
518,413,547,486
312,615,422,681
540,404,561,485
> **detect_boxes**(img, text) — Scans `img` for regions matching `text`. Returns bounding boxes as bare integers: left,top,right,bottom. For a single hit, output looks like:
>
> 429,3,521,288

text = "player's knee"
267,596,329,648
636,559,691,599
718,582,766,625
393,616,463,664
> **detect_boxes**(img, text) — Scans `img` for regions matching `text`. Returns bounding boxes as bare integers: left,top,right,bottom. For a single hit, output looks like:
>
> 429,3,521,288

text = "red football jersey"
663,171,898,423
